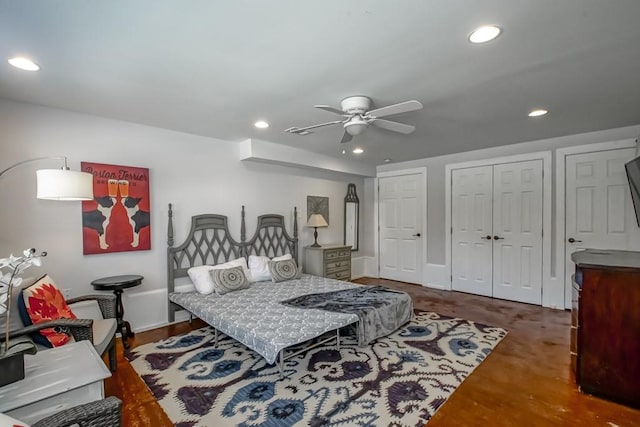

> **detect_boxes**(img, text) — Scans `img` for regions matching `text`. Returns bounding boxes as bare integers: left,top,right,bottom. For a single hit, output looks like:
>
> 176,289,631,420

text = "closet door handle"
412,233,421,237
493,235,504,240
481,235,492,240
568,237,582,244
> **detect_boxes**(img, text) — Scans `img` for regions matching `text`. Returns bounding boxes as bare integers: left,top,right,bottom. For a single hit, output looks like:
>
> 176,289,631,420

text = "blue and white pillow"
209,265,251,295
268,259,301,283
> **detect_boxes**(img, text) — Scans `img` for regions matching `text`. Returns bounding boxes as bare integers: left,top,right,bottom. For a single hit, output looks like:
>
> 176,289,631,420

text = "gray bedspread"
281,285,413,345
169,275,360,364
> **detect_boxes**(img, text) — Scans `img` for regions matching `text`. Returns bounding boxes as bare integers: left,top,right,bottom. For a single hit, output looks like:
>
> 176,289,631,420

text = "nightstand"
304,244,352,281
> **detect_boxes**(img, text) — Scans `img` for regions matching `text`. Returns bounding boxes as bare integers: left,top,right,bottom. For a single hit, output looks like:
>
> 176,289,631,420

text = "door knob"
493,235,504,240
481,235,492,240
568,237,582,244
412,233,421,237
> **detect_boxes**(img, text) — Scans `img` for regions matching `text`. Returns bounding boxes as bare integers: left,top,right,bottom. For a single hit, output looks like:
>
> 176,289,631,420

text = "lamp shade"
306,213,328,228
36,169,94,200
344,120,367,136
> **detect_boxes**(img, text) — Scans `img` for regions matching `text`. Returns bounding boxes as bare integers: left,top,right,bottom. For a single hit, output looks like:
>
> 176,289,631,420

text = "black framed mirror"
344,183,359,251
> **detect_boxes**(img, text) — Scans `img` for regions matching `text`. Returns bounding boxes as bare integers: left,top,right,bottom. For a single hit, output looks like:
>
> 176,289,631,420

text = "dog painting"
81,162,151,254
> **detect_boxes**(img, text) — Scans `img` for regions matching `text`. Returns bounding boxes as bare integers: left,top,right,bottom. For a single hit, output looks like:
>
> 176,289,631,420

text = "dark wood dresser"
571,249,640,407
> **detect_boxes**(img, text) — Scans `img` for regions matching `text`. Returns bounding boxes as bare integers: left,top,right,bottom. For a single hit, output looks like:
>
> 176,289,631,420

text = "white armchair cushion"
92,318,117,356
68,300,104,321
67,301,116,357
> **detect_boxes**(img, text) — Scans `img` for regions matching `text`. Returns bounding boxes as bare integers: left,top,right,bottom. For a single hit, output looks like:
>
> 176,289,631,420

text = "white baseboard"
125,288,195,333
124,288,169,332
423,263,449,289
351,256,366,279
544,276,565,310
363,256,378,278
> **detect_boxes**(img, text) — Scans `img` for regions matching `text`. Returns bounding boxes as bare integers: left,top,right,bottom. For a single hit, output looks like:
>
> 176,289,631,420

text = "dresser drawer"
324,248,351,260
326,259,350,272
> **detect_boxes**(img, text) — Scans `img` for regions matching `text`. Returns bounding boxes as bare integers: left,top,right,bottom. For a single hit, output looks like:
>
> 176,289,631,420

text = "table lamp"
306,213,328,247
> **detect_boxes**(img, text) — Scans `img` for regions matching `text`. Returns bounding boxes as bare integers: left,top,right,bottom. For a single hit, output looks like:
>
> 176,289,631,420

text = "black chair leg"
106,336,117,372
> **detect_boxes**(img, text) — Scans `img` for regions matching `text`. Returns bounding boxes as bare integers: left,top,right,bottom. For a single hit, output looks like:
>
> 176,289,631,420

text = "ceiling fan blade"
286,120,345,133
340,131,353,143
371,119,416,134
314,105,348,116
366,100,423,118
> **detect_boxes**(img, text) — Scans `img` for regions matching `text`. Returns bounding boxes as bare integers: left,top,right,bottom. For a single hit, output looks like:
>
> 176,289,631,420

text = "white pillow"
187,258,251,294
249,253,292,282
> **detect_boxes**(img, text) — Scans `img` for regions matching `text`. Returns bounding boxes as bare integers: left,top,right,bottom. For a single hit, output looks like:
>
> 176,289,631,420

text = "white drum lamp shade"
36,169,94,200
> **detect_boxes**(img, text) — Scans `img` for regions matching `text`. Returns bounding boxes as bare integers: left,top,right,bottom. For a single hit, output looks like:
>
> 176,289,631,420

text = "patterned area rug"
127,311,507,426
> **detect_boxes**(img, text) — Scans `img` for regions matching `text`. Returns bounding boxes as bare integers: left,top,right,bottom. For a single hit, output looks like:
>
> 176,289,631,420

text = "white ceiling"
1,0,640,166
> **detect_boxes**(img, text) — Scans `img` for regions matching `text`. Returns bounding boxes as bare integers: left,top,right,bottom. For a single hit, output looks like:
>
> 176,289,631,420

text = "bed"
166,204,412,376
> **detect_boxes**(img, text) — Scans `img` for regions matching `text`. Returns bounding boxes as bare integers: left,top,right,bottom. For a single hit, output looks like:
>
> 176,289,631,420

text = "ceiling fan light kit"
344,116,368,136
285,95,423,144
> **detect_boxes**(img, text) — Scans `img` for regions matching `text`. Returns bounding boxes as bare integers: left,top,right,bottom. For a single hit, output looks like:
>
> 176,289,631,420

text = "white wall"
0,99,364,330
369,124,640,308
376,124,640,264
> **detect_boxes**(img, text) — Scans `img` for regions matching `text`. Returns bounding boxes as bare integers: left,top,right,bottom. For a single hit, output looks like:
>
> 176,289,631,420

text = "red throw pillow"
22,274,76,347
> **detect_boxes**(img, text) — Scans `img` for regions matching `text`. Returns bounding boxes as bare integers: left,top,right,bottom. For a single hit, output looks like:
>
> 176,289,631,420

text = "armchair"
7,286,118,371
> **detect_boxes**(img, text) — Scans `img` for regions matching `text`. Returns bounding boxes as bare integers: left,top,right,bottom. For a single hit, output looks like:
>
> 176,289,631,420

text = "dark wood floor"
104,278,640,426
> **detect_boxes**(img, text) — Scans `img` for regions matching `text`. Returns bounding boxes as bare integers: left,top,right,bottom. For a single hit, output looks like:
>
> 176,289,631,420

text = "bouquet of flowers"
0,248,46,356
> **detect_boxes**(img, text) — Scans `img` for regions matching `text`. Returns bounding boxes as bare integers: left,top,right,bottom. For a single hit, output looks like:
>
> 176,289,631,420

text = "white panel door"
492,160,543,304
565,148,640,304
451,166,493,297
379,174,423,283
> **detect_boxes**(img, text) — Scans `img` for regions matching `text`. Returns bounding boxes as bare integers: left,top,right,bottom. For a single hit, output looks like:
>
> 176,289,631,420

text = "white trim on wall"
555,138,638,309
376,167,428,286
124,289,169,332
351,256,366,279
444,151,555,307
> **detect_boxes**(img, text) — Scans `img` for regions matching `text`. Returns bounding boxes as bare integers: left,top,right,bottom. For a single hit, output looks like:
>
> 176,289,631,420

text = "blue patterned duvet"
169,274,360,364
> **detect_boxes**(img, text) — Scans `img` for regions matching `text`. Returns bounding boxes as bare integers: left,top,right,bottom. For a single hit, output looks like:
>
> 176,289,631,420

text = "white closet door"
565,148,639,304
451,166,493,297
492,160,543,304
379,174,423,284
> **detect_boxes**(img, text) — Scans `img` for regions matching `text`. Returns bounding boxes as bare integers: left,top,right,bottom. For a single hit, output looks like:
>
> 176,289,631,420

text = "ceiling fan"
285,96,423,143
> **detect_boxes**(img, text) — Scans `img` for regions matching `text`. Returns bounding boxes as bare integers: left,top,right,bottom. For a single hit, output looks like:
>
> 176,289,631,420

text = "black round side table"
91,274,143,349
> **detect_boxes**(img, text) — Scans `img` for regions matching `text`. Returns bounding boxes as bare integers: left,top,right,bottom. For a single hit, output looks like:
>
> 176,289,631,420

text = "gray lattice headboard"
166,204,298,321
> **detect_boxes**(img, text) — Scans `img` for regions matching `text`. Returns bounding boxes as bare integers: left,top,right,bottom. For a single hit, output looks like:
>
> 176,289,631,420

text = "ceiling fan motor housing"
340,96,372,115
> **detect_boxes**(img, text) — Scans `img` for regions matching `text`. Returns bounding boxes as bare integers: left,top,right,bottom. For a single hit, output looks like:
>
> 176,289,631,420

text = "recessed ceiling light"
254,120,269,129
8,56,40,71
468,25,502,44
352,147,364,154
528,109,548,117
384,158,392,163
342,149,346,155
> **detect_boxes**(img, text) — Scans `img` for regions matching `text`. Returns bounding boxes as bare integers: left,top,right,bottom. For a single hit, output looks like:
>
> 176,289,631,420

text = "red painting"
81,162,151,255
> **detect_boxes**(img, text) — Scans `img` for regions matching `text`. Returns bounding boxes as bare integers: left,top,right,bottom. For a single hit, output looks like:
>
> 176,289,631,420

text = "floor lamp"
0,156,94,200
